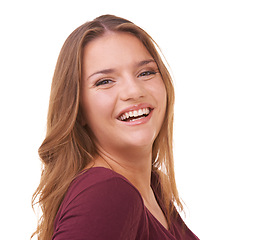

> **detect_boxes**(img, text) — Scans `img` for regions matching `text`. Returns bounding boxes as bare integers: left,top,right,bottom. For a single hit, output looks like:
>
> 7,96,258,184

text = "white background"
0,0,271,239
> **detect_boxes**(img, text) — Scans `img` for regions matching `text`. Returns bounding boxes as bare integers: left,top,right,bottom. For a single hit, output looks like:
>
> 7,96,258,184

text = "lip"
120,109,153,126
116,103,154,118
116,103,154,126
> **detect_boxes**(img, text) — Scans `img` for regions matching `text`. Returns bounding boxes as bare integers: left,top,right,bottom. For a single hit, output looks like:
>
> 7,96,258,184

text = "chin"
121,132,157,149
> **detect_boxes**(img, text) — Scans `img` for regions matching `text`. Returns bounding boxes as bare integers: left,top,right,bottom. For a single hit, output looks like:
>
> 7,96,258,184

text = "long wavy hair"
32,14,183,240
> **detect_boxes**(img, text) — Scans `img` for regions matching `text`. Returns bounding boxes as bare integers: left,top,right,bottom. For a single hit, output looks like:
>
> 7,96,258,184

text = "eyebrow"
87,59,156,80
137,59,155,67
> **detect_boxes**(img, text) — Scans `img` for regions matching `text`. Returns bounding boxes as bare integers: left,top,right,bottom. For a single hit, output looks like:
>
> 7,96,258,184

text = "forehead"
82,32,153,72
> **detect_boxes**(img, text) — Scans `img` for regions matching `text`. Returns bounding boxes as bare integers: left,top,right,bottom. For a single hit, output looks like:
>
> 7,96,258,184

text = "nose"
119,75,145,101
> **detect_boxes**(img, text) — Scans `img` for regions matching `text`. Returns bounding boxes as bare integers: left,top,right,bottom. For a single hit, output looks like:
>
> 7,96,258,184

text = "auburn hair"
32,14,183,240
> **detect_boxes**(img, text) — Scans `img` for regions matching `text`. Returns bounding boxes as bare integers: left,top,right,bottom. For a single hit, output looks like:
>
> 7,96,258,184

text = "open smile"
118,107,153,122
116,103,154,125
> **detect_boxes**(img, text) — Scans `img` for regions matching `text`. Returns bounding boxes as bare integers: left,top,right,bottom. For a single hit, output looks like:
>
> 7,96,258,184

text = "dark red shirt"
53,167,199,240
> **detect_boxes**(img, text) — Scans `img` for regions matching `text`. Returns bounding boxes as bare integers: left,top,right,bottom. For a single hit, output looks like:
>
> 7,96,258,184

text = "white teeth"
119,108,151,121
144,108,150,115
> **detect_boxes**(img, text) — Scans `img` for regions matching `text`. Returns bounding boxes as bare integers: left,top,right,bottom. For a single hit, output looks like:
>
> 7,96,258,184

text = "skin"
80,32,168,229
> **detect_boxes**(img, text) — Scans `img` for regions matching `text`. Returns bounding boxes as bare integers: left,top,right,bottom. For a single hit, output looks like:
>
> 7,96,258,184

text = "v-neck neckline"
145,206,176,238
82,167,176,237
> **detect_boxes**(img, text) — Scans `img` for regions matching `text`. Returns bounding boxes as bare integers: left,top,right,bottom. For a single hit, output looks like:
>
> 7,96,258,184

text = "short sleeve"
52,177,144,240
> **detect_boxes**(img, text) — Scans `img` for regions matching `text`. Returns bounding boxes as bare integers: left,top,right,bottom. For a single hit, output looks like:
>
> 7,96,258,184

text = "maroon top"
52,167,199,240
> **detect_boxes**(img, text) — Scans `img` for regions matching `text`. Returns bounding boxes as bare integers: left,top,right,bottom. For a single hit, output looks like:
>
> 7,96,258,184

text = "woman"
32,14,199,240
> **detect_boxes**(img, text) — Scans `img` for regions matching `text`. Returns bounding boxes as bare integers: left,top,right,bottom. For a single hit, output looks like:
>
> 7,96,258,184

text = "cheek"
154,79,167,108
160,89,167,118
81,91,115,127
155,81,167,124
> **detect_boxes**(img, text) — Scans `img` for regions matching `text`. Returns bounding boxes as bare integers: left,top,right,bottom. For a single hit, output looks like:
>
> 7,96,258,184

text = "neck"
94,144,154,202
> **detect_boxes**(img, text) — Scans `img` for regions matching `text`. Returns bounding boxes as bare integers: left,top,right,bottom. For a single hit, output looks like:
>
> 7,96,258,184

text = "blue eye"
95,79,112,86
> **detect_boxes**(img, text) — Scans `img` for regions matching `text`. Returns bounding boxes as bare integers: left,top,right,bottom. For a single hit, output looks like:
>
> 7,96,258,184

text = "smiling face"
80,32,167,154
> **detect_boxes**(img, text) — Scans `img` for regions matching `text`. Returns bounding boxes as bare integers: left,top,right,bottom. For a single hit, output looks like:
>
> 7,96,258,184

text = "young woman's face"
81,32,167,152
